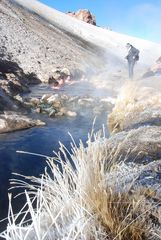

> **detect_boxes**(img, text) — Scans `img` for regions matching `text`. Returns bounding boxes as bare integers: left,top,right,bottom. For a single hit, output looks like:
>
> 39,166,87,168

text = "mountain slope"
1,0,161,84
0,0,104,82
12,0,161,66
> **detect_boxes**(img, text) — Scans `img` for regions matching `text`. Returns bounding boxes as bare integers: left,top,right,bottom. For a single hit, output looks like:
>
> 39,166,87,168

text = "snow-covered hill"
14,0,161,67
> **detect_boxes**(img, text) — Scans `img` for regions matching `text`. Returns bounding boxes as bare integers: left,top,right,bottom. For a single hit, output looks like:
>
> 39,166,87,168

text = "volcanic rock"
0,112,45,133
25,72,41,85
106,125,161,164
142,56,161,78
0,88,17,111
66,110,77,117
29,97,40,106
104,158,161,231
0,58,30,95
151,56,161,73
48,68,71,84
67,9,96,25
109,107,161,133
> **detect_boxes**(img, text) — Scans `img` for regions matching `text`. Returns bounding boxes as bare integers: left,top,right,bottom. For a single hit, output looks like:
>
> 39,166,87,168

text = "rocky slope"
2,0,161,83
0,0,103,83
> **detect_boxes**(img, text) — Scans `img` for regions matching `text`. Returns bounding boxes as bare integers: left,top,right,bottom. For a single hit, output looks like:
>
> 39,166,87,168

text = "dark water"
0,110,108,233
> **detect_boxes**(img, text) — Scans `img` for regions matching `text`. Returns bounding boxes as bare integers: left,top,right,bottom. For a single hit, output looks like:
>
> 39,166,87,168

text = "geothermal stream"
1,0,161,238
0,82,113,233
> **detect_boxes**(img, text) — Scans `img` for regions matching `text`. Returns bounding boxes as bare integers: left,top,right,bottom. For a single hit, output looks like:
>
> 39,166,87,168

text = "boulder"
78,98,95,107
0,59,23,74
41,94,52,103
151,56,161,75
14,94,23,102
55,112,64,117
0,112,45,133
43,107,54,115
1,76,29,95
49,109,56,117
66,110,77,117
142,70,154,79
52,101,62,109
109,107,161,133
67,9,96,25
61,68,71,77
35,107,41,114
106,125,161,164
59,107,67,114
47,95,59,104
41,94,58,104
29,97,40,106
0,88,17,111
61,95,69,101
25,72,41,85
0,59,31,95
49,68,71,84
142,56,161,78
104,159,161,230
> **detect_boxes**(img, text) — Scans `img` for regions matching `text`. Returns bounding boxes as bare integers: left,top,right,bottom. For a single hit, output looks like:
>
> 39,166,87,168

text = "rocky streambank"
0,55,47,133
0,52,114,133
106,81,161,163
102,81,161,231
0,0,108,133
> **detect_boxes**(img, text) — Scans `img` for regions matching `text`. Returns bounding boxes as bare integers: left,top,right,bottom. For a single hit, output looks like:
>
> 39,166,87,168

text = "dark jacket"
126,46,139,62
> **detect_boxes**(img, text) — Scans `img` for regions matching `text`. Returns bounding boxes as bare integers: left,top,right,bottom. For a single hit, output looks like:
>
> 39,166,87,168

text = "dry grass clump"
108,81,161,133
0,132,160,239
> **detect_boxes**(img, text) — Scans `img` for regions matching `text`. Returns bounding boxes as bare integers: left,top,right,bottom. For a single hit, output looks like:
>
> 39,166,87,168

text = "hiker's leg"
129,61,135,79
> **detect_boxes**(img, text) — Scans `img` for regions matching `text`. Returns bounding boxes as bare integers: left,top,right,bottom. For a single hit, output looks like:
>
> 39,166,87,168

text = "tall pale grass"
0,131,160,239
108,81,161,133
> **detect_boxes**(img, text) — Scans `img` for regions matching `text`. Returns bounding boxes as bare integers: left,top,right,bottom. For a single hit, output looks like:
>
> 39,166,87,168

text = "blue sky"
39,0,161,43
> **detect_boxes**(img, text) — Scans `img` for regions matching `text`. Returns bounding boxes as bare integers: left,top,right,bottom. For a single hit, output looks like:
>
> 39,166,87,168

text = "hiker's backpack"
135,54,139,61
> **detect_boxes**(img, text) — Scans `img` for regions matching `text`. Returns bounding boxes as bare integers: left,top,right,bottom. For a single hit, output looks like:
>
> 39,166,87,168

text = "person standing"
125,43,140,79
